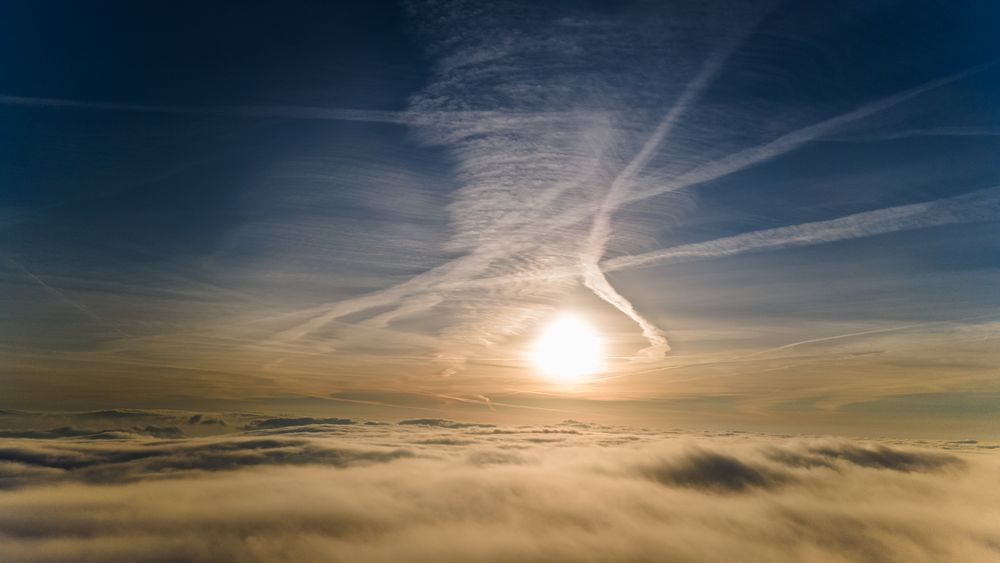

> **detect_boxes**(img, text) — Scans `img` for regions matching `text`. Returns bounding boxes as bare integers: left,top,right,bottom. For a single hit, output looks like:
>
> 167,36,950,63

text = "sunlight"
531,314,603,383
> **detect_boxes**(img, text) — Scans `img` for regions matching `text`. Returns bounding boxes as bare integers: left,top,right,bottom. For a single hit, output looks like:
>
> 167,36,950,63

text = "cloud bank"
1,419,998,562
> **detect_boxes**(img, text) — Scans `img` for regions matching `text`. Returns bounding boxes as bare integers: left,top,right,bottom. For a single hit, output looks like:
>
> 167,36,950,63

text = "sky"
1,0,999,438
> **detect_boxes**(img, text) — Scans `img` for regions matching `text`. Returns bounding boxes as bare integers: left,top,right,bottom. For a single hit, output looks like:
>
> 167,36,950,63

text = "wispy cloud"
604,185,1000,272
271,2,990,370
624,62,995,205
0,94,410,123
580,5,776,360
7,0,994,410
4,258,129,337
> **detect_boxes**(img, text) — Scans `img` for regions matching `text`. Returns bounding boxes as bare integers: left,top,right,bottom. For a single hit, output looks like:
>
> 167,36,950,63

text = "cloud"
638,448,793,492
0,94,410,124
133,425,185,439
397,418,495,429
802,443,961,472
0,421,996,562
0,427,108,440
8,0,992,409
578,3,777,360
244,417,356,430
265,0,991,374
603,186,1000,272
0,425,183,440
188,414,227,426
268,0,788,355
81,409,157,419
0,433,414,490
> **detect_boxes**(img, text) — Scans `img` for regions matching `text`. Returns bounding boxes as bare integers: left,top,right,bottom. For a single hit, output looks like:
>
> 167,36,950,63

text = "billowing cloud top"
1,417,999,562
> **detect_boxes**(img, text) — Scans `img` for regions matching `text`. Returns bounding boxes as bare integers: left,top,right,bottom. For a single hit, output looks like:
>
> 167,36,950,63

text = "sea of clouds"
1,412,998,562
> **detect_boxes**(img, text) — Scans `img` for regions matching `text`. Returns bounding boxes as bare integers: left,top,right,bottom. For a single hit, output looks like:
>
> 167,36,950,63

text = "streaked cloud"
604,186,1000,272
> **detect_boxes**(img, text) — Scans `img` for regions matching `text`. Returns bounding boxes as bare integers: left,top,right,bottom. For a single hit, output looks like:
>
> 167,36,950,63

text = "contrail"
626,62,995,205
0,94,409,123
435,183,1000,290
825,125,1000,142
603,185,1000,272
580,19,761,359
272,60,991,346
0,94,593,127
744,314,998,359
6,258,129,337
580,263,670,358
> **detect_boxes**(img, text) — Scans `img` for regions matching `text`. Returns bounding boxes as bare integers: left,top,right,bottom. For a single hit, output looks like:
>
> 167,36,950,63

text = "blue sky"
1,0,998,436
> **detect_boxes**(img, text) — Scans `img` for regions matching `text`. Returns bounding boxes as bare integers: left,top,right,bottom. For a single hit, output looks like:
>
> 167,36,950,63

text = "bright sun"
531,314,603,383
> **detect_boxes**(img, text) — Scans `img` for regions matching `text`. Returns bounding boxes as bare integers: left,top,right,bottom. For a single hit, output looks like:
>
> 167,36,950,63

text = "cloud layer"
1,419,998,562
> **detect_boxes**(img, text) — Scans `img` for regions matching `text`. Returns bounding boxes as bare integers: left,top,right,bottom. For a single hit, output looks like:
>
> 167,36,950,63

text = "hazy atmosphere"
1,1,998,561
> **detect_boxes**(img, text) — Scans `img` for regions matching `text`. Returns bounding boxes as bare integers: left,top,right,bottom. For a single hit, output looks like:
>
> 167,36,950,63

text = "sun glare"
531,314,602,383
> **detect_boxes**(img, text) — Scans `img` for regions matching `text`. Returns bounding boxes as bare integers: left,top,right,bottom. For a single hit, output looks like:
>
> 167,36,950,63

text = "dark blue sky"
1,0,998,434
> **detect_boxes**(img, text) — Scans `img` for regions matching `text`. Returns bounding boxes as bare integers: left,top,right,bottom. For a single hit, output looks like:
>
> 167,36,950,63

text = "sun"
531,314,603,383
